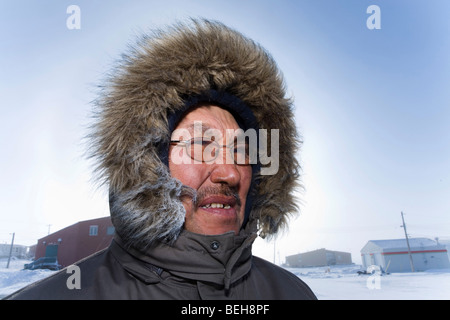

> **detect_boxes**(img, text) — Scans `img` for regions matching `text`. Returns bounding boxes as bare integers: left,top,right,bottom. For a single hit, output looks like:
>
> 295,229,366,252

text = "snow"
0,258,56,299
1,258,449,299
288,264,450,300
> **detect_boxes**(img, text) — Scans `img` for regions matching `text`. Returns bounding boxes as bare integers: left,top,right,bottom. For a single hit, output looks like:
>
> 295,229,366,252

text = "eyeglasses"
170,137,252,165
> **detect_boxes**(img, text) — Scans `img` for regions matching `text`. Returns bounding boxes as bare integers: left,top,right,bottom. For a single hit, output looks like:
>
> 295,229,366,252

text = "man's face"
168,105,252,236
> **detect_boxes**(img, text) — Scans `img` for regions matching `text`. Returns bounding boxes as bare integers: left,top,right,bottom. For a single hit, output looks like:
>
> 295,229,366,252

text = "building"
360,238,450,273
0,243,30,259
440,240,450,262
286,248,352,268
34,216,115,267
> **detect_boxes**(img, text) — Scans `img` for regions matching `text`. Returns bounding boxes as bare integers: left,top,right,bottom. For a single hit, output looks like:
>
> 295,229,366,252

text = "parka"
8,227,315,299
6,19,316,300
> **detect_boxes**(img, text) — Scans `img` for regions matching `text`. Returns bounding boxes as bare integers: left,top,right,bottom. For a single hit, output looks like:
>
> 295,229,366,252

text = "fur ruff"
88,19,302,250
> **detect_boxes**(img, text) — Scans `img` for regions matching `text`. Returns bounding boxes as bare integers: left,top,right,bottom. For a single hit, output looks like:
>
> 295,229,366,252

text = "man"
7,19,316,300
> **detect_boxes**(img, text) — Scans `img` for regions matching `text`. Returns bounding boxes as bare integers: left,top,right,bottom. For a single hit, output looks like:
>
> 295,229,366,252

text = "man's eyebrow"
179,122,248,142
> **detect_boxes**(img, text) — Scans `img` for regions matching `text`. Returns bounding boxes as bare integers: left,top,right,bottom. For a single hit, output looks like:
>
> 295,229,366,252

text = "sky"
1,0,449,265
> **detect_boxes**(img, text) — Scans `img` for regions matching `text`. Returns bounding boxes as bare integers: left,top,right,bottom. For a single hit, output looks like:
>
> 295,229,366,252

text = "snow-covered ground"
288,264,450,300
1,258,449,299
0,258,56,299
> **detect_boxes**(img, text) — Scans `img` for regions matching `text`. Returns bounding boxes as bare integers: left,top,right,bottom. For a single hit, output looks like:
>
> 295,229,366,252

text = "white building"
361,238,450,273
286,248,352,268
0,243,29,259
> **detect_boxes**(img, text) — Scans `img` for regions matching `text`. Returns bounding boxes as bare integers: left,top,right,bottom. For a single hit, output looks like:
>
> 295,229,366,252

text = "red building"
34,216,115,268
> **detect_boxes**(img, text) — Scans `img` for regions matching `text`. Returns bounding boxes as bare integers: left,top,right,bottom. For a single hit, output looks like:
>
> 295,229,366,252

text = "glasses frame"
170,137,251,165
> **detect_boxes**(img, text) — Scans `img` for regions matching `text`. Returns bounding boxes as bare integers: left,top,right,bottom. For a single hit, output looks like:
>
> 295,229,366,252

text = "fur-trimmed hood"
89,19,301,250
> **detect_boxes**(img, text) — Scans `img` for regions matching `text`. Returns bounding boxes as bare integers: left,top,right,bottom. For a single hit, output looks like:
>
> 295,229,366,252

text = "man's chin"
185,208,242,236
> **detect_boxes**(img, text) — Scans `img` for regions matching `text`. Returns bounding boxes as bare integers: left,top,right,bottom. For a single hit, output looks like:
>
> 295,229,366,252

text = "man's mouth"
194,186,241,212
198,196,237,210
201,203,231,209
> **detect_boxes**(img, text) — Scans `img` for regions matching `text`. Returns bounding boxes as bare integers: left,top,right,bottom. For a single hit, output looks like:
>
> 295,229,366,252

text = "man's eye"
190,139,214,152
195,139,214,147
234,145,248,154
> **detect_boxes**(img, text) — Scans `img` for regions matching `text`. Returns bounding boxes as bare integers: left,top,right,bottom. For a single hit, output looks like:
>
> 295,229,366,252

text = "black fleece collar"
112,223,258,291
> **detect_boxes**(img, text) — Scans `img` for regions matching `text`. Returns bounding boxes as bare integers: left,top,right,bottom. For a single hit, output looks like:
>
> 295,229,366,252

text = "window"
107,226,115,235
89,225,98,236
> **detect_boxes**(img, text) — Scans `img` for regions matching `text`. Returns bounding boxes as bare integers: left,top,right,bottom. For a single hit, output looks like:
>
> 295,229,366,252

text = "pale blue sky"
1,1,449,263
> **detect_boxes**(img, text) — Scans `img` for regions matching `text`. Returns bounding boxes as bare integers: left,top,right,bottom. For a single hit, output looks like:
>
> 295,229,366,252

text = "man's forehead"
175,105,240,129
172,121,246,140
183,122,214,132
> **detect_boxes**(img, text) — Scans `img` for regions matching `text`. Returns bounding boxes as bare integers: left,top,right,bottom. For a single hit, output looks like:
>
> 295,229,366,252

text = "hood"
89,19,301,250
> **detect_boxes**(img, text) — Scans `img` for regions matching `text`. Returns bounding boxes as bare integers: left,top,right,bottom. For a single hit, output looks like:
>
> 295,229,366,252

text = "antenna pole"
401,211,415,272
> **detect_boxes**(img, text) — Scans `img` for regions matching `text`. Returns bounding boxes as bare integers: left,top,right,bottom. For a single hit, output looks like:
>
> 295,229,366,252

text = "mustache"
192,185,241,207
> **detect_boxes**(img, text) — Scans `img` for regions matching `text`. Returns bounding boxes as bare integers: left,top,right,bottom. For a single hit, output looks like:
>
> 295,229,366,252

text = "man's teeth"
202,203,231,209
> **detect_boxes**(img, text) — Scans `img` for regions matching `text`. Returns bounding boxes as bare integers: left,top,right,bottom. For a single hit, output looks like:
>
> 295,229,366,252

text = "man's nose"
209,163,241,187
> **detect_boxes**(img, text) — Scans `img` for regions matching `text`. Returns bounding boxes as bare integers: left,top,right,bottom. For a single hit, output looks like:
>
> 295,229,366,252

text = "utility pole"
401,211,415,272
6,232,15,269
